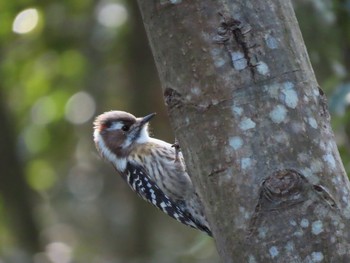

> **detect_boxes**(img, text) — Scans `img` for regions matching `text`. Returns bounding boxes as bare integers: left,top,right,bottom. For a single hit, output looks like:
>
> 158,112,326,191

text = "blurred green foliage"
0,0,350,262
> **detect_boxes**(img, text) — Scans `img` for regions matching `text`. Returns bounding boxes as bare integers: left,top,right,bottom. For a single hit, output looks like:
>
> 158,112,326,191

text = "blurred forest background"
0,0,350,262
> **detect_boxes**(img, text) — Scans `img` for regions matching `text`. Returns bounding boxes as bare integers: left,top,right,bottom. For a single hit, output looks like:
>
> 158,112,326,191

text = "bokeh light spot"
12,8,39,34
26,160,56,191
46,242,72,263
96,2,128,28
345,92,350,106
65,92,96,125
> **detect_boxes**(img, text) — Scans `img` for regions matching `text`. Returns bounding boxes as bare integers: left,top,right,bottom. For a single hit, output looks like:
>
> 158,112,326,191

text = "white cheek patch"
108,122,124,131
136,126,150,144
94,131,127,171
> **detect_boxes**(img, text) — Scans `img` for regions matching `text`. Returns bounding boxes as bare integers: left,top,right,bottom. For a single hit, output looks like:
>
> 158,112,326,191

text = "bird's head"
93,111,156,161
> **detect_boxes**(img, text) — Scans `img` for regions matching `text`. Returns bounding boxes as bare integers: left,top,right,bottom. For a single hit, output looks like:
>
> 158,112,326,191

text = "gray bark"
137,0,350,262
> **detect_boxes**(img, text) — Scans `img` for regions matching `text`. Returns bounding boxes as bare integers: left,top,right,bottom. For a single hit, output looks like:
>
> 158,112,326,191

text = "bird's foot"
171,139,181,162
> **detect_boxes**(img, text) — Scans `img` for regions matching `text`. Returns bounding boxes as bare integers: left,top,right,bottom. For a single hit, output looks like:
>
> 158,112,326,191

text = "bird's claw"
171,139,180,162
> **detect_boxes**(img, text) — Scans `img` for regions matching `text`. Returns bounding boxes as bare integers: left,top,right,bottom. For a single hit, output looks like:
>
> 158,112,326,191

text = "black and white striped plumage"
93,111,211,236
125,162,211,234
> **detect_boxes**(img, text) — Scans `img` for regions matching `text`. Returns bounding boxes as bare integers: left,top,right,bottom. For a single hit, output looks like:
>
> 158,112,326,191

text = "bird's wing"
122,161,212,236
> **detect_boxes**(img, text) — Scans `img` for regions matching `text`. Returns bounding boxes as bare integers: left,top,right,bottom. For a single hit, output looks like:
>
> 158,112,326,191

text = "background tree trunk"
0,89,40,255
137,0,350,261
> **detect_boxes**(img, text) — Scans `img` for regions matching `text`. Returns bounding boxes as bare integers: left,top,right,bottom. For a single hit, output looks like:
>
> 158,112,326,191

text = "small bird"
93,110,211,236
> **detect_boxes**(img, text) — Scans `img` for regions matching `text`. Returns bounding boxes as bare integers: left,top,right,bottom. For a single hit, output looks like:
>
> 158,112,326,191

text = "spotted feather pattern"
122,162,212,236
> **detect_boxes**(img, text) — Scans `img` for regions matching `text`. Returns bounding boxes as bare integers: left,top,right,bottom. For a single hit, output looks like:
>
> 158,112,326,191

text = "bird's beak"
130,112,156,136
140,113,156,126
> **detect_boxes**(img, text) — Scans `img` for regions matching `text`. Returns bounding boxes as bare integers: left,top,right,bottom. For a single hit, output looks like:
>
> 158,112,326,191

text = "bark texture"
137,0,350,261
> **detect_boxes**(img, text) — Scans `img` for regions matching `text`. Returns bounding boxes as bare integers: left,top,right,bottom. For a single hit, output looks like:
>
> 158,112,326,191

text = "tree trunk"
137,0,350,261
0,89,40,255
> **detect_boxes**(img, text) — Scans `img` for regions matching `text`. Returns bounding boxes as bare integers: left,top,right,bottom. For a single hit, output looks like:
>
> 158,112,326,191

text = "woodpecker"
93,111,211,236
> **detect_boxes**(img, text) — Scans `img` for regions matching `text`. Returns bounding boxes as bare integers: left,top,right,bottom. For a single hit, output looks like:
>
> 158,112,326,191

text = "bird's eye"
122,125,129,132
